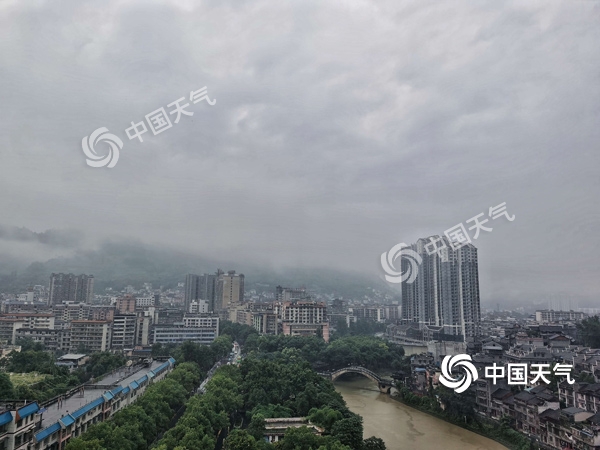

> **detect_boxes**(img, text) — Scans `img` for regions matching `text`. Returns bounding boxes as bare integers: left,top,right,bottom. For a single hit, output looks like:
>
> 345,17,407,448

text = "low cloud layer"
0,225,83,248
0,0,598,307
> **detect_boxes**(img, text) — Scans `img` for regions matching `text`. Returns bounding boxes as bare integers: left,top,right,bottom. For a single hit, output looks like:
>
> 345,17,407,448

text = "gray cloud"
0,0,598,306
0,225,83,248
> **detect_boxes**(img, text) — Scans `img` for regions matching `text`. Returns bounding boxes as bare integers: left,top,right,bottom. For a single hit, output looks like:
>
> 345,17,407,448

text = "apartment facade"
49,274,94,305
401,236,481,340
110,314,137,350
184,273,217,313
535,310,586,324
215,270,244,311
281,300,329,342
69,320,111,352
152,324,218,345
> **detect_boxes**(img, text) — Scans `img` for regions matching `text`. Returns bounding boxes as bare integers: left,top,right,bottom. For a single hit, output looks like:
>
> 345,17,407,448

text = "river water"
334,377,507,450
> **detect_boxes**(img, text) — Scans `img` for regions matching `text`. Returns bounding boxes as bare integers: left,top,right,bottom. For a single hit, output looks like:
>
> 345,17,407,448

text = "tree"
15,337,44,351
578,372,596,384
276,426,322,450
363,436,386,450
577,316,600,348
331,415,364,450
65,438,106,450
247,414,266,440
224,429,259,450
0,373,15,399
5,350,55,374
308,407,343,432
219,320,259,345
211,335,233,360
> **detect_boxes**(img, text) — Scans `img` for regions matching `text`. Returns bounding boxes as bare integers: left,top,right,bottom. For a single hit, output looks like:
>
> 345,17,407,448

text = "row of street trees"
246,333,405,372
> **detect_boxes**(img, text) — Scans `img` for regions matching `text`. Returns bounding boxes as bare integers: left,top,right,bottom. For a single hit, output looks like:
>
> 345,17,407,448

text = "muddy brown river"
334,377,507,450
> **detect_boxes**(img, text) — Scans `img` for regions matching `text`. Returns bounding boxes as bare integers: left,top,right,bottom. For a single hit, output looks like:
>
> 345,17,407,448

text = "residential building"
276,286,307,302
0,318,25,345
253,311,278,335
263,418,324,444
89,305,116,322
189,300,209,314
0,313,54,330
49,273,94,305
152,323,218,345
111,314,137,349
228,306,253,326
182,315,219,333
215,270,244,311
14,328,60,351
135,315,152,346
281,300,329,342
69,320,111,353
53,303,90,322
116,295,136,314
535,310,586,324
135,296,155,308
32,359,175,450
401,236,481,340
0,401,41,450
184,273,217,313
349,306,385,322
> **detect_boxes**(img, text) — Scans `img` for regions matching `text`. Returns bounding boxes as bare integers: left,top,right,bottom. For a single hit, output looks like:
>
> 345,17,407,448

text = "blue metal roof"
59,415,75,427
147,370,155,378
110,386,124,396
137,375,148,384
35,422,61,442
17,402,39,420
156,362,169,373
168,357,176,364
0,411,12,426
102,391,114,401
71,397,104,419
122,386,130,395
129,380,139,390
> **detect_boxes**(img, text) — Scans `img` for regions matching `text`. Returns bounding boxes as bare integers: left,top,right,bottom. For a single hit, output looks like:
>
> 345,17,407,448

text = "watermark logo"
426,203,515,254
81,86,215,168
380,243,422,284
81,127,123,168
438,356,575,394
439,354,479,393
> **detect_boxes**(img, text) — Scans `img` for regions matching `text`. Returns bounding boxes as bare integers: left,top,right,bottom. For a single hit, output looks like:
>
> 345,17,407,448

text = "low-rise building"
69,320,111,353
111,314,137,350
153,320,218,345
14,328,60,351
263,417,324,444
32,358,175,450
535,310,586,324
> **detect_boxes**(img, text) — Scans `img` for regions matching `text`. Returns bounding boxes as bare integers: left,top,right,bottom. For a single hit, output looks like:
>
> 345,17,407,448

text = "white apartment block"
535,310,586,324
135,296,155,308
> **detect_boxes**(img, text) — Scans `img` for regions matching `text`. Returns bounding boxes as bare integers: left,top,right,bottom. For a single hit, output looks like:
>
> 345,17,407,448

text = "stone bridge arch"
325,366,393,394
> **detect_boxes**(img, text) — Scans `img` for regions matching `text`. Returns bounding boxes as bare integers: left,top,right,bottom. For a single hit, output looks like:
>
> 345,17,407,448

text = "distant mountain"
0,240,398,301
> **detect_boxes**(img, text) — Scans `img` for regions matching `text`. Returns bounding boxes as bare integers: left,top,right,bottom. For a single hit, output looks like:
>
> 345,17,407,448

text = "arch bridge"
319,366,395,393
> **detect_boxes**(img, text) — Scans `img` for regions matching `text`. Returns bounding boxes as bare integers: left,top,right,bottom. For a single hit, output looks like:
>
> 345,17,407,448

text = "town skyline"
0,1,598,310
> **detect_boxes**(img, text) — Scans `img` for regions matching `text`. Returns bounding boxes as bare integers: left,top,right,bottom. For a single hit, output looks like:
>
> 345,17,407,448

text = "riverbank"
388,391,528,450
335,377,507,450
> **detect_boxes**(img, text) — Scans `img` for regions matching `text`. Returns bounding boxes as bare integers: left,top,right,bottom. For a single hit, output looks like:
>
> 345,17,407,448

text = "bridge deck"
321,366,395,386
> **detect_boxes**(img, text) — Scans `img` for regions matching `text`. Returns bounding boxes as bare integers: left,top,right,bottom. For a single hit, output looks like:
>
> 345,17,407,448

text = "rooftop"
38,360,164,430
57,354,87,361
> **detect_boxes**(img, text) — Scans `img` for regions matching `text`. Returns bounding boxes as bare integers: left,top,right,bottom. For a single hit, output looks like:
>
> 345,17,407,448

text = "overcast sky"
0,0,598,307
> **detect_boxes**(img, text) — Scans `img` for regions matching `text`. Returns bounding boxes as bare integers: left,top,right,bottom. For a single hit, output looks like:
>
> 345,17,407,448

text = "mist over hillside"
0,240,398,301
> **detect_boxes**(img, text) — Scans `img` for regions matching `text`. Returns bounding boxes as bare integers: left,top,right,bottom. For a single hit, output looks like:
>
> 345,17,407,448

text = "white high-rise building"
401,236,481,340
